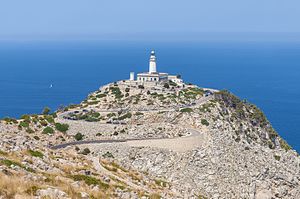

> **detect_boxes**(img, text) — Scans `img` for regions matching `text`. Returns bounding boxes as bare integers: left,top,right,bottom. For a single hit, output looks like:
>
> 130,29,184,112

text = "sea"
0,41,299,152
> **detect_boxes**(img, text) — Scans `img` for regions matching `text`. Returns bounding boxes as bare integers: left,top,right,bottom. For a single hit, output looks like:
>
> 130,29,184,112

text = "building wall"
137,75,159,82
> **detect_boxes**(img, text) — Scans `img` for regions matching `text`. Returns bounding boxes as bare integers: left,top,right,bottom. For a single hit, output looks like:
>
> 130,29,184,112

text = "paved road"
58,95,213,120
50,128,206,152
52,96,212,151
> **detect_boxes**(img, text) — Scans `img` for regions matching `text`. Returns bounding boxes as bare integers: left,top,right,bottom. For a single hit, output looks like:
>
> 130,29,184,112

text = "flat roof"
137,72,168,77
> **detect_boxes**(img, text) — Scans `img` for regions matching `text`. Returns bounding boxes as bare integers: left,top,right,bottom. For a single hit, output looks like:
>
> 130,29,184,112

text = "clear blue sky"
1,0,300,41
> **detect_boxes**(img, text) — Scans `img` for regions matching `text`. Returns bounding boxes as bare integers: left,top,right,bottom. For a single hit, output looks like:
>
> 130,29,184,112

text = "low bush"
44,115,55,124
74,133,84,141
81,148,91,155
33,136,40,140
180,108,193,113
39,120,48,127
274,155,281,161
26,128,34,134
19,121,29,128
102,151,114,158
42,107,51,115
118,112,132,120
1,159,35,172
43,127,54,134
2,117,18,124
96,93,106,98
28,150,44,158
55,123,69,133
163,83,170,89
135,112,144,116
71,175,109,189
201,119,209,126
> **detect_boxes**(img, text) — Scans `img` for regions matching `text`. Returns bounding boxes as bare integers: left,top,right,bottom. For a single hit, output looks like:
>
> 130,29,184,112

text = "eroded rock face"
1,81,299,198
84,87,300,199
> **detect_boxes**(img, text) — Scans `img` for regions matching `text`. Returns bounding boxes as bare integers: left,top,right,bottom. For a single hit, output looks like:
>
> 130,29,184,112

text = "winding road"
51,95,213,152
51,128,207,152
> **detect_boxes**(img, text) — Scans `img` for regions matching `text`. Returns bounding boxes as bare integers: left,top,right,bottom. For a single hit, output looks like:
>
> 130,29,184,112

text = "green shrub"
28,150,44,158
20,114,31,122
42,107,51,115
107,113,116,118
52,112,57,118
74,133,84,141
33,136,40,140
110,86,123,99
180,108,193,113
19,121,29,128
39,120,48,126
85,117,100,122
81,148,91,155
71,175,109,189
91,112,100,118
26,128,34,134
279,139,291,151
44,115,55,124
118,112,132,120
1,159,34,172
0,150,8,156
2,117,18,124
135,112,144,116
120,129,126,133
102,151,114,158
55,123,69,133
169,80,177,87
201,119,209,126
274,155,281,161
96,93,106,98
43,127,54,134
163,83,170,89
154,179,168,187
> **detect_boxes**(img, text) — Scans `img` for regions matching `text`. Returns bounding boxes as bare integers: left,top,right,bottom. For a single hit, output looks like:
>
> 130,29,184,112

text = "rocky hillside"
0,80,299,199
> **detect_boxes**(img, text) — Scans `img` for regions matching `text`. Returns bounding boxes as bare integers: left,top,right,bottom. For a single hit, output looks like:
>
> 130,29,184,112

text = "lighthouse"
135,50,182,84
149,50,157,73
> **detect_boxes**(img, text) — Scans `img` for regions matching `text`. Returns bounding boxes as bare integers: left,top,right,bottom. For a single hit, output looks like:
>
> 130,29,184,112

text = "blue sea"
0,41,299,152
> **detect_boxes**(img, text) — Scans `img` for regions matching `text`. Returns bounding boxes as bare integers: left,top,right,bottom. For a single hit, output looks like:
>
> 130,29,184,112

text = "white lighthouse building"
129,50,183,85
136,50,168,82
149,50,157,73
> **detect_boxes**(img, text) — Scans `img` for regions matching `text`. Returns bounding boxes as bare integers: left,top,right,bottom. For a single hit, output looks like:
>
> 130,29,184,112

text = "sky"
1,0,300,41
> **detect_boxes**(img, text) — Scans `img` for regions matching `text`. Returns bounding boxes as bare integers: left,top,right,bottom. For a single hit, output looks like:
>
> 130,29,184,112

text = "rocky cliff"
0,80,299,199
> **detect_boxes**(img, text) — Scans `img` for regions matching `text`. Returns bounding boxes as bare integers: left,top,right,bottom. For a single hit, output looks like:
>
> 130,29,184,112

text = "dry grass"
128,171,143,182
0,173,36,198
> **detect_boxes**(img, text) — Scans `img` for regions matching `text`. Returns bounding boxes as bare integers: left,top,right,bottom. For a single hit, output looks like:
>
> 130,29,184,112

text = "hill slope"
0,80,299,199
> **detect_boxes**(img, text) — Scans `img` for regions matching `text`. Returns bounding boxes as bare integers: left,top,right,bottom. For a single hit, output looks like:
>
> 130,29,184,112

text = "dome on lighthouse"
151,50,155,55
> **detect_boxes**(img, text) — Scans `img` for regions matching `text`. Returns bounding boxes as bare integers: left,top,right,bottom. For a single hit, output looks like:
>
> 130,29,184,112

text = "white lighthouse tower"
149,50,157,73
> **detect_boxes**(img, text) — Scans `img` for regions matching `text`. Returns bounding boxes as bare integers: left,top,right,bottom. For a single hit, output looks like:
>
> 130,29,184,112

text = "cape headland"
0,51,299,199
